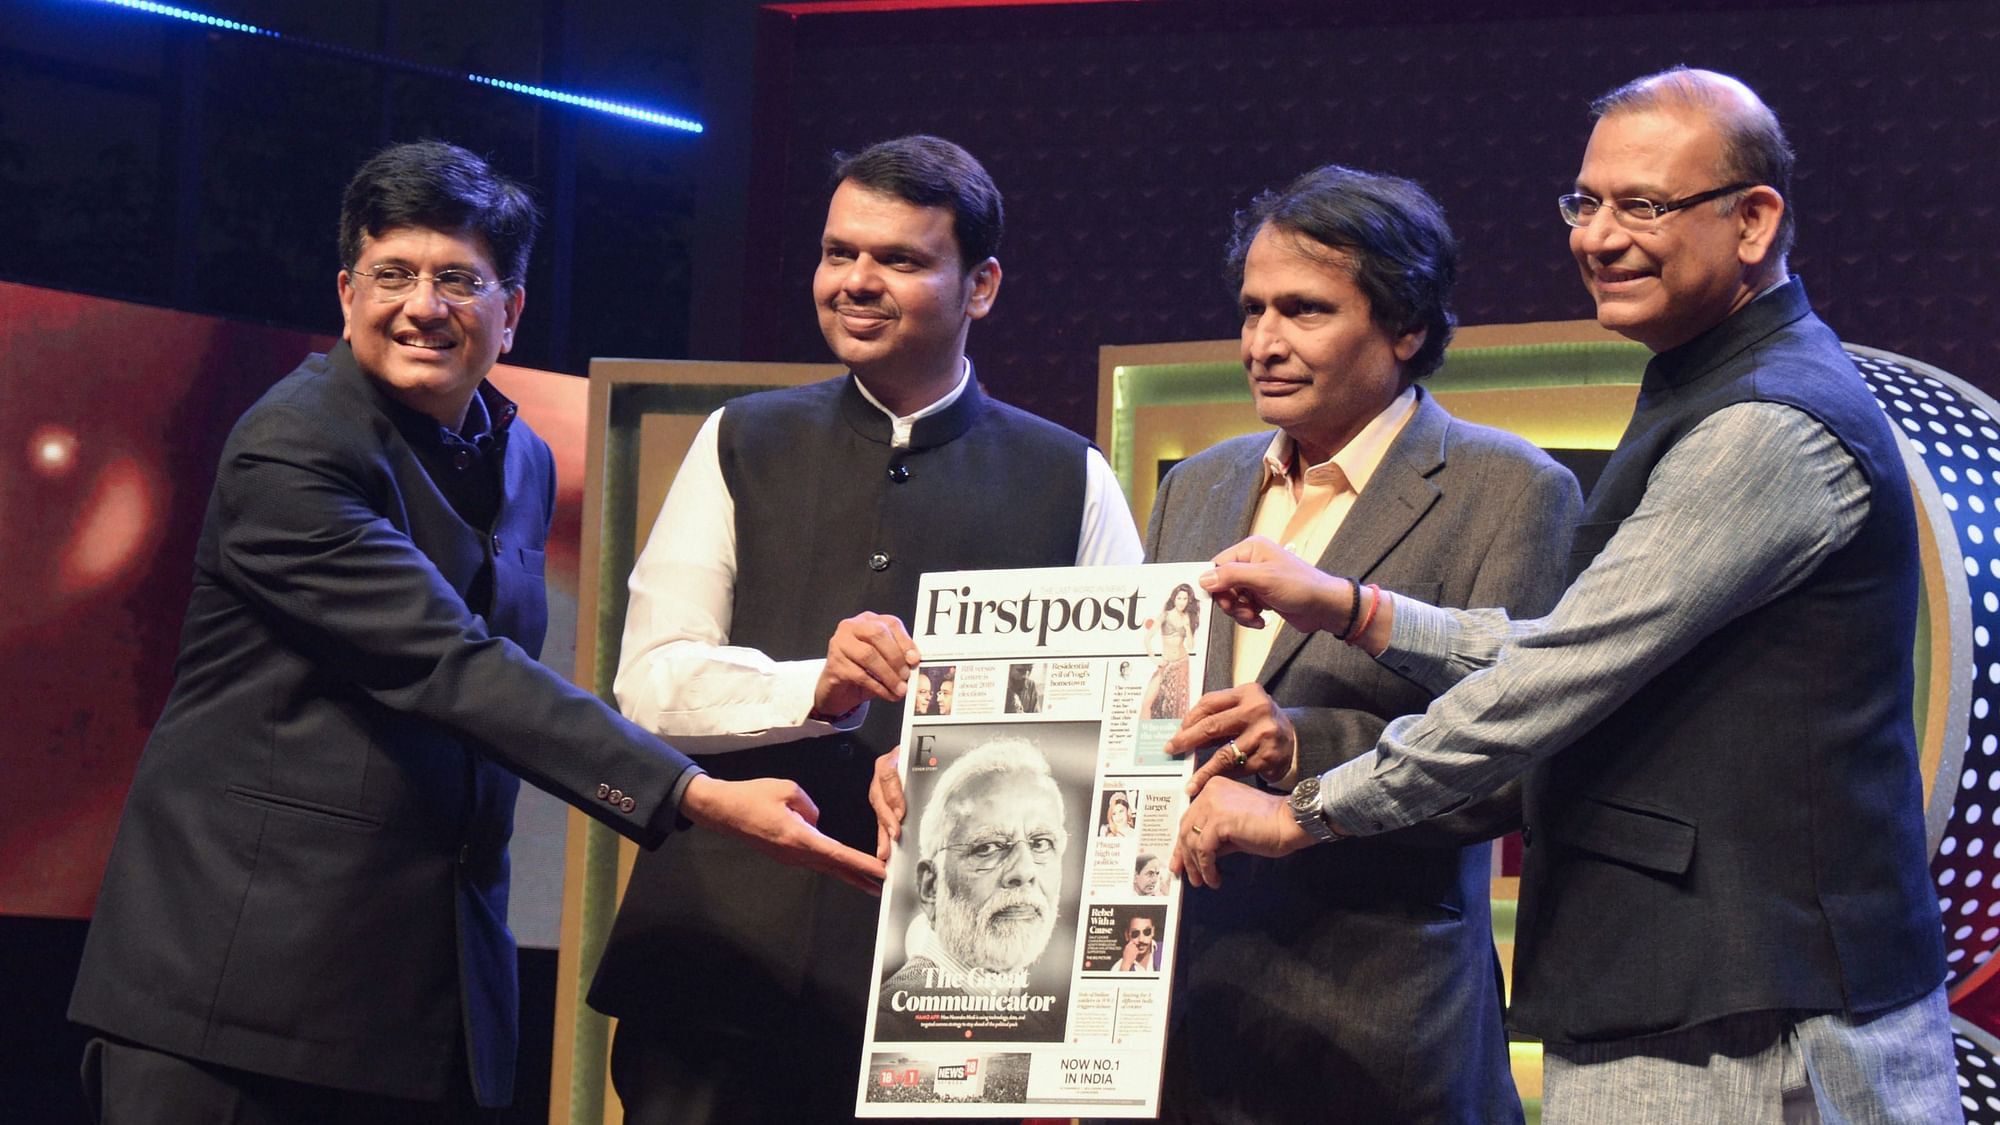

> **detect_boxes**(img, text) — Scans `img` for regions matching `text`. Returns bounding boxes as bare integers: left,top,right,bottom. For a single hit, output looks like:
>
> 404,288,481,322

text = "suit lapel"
1197,440,1268,693
1255,391,1448,683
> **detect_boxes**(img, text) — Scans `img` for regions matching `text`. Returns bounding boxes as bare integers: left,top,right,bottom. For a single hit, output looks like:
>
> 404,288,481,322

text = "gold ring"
1190,825,1203,836
1229,739,1248,767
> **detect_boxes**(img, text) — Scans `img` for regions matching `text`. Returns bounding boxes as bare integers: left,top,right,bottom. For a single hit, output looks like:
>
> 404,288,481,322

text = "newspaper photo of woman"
1098,789,1135,837
1138,583,1199,720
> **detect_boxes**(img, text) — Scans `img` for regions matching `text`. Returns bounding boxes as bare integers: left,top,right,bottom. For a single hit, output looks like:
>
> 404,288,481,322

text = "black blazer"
69,343,695,1107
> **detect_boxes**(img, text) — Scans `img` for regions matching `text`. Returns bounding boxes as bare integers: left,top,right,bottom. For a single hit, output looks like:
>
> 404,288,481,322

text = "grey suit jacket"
1147,389,1579,1125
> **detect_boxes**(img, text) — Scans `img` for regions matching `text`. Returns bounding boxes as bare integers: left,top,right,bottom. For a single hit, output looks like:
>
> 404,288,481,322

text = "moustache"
980,890,1049,927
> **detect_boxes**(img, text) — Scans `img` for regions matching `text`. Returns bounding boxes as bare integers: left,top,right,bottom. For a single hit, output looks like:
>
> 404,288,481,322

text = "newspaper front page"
855,562,1210,1118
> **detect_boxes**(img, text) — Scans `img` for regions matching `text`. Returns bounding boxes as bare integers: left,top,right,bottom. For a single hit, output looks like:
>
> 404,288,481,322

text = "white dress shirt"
614,363,1144,753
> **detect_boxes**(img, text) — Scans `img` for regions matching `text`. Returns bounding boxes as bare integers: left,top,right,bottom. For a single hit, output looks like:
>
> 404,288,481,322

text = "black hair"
338,141,539,289
831,135,1003,272
1225,165,1459,380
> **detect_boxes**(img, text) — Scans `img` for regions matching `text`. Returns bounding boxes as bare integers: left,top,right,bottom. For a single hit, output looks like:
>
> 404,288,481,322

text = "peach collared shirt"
1231,386,1419,687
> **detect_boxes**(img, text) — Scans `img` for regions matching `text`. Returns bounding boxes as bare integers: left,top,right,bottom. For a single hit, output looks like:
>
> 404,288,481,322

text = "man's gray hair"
1591,66,1796,264
916,737,1064,859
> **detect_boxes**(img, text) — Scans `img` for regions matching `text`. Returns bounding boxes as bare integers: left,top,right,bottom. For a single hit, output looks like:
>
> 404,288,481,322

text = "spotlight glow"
82,0,703,133
30,425,80,478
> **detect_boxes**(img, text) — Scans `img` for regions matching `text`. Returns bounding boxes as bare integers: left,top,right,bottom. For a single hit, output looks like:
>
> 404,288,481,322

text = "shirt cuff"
648,764,708,840
1314,715,1429,837
1376,597,1464,694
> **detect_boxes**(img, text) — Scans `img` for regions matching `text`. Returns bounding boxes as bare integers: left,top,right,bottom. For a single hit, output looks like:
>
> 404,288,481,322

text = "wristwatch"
1287,777,1345,844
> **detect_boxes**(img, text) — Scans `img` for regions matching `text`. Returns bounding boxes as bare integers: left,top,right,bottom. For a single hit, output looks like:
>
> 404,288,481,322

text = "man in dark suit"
1179,69,1958,1122
1143,165,1580,1123
67,141,883,1125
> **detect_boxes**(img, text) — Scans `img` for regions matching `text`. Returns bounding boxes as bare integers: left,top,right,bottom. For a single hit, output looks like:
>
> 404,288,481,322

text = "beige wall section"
552,359,840,1125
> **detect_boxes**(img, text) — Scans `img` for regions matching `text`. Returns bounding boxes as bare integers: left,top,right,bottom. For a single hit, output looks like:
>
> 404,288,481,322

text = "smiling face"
1238,225,1423,467
339,225,523,428
812,180,999,412
1570,106,1773,353
923,769,1066,971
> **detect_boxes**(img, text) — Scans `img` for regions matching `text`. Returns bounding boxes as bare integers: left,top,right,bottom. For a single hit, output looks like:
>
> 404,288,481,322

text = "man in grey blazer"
1147,165,1580,1123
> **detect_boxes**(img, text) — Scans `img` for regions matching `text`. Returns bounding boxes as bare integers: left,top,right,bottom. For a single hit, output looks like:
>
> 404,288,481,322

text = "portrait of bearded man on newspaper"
875,730,1090,1042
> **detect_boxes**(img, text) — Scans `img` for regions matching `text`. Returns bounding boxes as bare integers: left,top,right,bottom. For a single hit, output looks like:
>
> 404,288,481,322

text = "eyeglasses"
1557,182,1755,229
1125,924,1155,940
349,263,510,305
933,830,1068,873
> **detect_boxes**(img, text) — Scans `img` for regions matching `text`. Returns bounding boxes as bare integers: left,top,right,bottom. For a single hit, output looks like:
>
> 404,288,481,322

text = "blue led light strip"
95,0,275,35
467,76,702,132
86,0,704,133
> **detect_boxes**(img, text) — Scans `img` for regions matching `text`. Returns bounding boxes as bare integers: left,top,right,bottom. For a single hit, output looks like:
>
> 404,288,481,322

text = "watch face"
1288,777,1337,842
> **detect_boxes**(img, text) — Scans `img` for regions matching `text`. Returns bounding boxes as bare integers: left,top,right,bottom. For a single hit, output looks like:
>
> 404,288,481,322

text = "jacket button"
888,463,910,483
1521,826,1535,848
458,844,471,865
491,534,503,554
868,552,891,572
596,783,610,799
453,450,472,471
620,797,636,813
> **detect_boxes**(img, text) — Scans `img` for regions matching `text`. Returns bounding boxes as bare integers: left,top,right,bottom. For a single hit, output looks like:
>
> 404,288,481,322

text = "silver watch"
1287,777,1343,844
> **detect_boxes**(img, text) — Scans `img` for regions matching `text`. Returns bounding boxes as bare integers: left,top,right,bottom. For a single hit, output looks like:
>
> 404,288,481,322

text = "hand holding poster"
857,563,1210,1118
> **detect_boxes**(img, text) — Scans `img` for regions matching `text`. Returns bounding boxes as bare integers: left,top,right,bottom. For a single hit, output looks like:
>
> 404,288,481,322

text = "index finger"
813,835,888,896
1205,588,1268,628
1165,691,1245,756
1185,749,1238,797
868,614,920,666
1209,535,1279,568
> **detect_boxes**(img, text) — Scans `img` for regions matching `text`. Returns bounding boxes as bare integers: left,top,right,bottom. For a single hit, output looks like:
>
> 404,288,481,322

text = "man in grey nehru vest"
1177,68,1958,1123
590,135,1142,1124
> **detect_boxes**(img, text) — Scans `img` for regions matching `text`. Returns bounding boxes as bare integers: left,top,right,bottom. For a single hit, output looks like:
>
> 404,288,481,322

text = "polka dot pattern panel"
1849,344,1987,993
1955,1020,2000,1125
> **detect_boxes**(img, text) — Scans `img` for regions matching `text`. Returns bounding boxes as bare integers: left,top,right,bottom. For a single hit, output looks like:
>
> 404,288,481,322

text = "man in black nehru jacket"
590,134,1141,1124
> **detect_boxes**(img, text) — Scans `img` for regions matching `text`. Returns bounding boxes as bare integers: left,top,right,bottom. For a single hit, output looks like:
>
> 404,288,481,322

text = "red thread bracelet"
1345,583,1384,644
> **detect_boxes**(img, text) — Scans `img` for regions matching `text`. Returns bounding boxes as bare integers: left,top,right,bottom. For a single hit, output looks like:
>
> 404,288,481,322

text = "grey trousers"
1541,985,1961,1125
